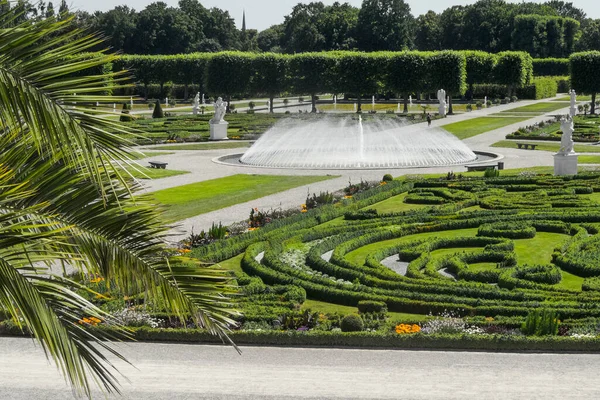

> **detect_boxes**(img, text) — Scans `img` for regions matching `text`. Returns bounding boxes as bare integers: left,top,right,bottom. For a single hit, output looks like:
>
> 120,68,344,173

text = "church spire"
242,10,246,32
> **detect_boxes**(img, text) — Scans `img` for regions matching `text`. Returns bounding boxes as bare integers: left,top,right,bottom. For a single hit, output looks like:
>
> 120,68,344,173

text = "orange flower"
395,324,421,334
90,277,104,284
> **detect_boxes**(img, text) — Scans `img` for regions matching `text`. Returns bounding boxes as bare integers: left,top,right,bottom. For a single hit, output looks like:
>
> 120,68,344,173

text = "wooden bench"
516,143,538,150
148,161,168,169
465,162,504,172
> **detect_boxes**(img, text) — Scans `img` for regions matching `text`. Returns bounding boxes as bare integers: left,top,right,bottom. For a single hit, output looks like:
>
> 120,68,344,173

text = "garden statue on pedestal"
192,92,200,115
570,90,577,118
209,97,229,140
554,116,578,176
437,89,446,117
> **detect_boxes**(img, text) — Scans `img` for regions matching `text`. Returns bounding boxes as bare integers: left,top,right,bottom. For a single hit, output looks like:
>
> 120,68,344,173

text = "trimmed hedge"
532,58,569,77
516,77,558,100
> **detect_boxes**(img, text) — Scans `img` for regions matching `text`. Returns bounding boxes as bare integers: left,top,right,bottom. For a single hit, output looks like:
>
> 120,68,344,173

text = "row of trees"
10,1,600,55
115,50,534,114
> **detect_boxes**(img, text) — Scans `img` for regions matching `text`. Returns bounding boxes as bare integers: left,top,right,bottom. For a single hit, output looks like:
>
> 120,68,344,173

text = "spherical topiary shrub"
340,314,364,332
382,174,393,182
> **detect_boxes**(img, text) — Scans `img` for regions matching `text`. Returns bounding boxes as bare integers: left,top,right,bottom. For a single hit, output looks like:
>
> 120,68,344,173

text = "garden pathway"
136,95,575,241
1,337,599,400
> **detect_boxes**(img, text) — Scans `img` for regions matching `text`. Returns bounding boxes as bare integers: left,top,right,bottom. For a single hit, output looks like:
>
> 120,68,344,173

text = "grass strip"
152,174,337,222
442,117,529,139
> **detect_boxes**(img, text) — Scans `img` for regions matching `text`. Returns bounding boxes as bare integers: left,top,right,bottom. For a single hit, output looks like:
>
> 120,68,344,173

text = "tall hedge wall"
532,58,569,77
114,51,535,108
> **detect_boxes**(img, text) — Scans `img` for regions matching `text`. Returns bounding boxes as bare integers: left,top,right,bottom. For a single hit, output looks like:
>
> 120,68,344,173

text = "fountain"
372,95,375,111
238,116,477,169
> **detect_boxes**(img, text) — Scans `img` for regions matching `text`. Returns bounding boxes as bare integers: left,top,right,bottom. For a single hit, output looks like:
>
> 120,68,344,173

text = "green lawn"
442,117,529,139
501,102,568,114
552,95,592,102
124,166,189,179
366,192,431,214
150,142,251,151
152,174,337,222
129,150,174,160
492,140,600,154
301,299,430,322
579,155,600,164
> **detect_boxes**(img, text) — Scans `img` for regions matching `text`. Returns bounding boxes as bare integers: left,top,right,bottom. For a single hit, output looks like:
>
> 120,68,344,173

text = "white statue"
558,117,575,155
211,97,227,123
192,92,200,115
201,93,205,105
570,90,577,118
165,97,169,107
437,89,447,117
130,96,133,108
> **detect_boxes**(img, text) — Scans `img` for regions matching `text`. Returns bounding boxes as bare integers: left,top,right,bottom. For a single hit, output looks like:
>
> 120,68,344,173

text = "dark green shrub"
484,167,499,178
521,309,560,336
358,300,387,314
382,174,393,182
532,58,569,77
119,103,132,122
152,100,164,119
341,314,364,332
582,277,600,292
281,285,307,304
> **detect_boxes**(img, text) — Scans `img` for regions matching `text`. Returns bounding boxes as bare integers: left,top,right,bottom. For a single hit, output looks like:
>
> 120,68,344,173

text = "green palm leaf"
0,6,238,397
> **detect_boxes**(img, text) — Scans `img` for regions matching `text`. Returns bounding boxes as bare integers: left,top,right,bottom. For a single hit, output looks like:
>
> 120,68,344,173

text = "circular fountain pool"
233,116,478,169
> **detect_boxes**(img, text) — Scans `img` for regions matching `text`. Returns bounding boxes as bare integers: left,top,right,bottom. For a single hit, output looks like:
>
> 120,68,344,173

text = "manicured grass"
400,166,557,180
149,142,251,151
579,155,600,164
492,140,600,154
317,103,473,113
152,174,337,222
552,95,592,102
345,228,479,266
129,150,174,160
501,102,568,114
215,254,245,277
366,192,431,214
442,117,529,139
123,166,189,179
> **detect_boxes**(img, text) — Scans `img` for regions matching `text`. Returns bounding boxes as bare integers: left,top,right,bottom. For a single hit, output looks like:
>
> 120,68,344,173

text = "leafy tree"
570,51,600,114
356,0,415,51
464,51,497,99
386,52,428,113
205,52,254,112
132,2,195,54
494,51,534,95
319,2,359,50
288,52,336,112
439,6,466,50
333,52,384,113
426,51,467,114
257,24,284,52
414,11,441,51
545,1,586,22
250,53,289,113
282,2,327,53
89,6,138,53
576,19,600,51
0,10,236,397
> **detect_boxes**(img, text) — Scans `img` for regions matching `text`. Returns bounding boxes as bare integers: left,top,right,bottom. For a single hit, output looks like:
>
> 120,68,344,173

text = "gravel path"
134,96,575,242
380,255,409,276
2,337,600,400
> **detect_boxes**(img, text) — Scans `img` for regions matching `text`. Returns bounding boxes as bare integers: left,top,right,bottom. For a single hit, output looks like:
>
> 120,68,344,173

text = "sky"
71,0,598,31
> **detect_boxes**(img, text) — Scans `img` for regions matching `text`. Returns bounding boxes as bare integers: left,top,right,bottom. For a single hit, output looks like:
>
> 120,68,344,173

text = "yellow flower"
344,195,353,199
395,324,421,334
90,277,104,284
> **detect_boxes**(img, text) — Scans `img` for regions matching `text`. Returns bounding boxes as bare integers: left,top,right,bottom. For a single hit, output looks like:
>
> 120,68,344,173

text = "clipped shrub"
357,300,387,314
119,103,132,122
340,314,364,332
281,285,307,304
382,174,393,182
532,58,569,77
152,100,164,119
516,77,557,100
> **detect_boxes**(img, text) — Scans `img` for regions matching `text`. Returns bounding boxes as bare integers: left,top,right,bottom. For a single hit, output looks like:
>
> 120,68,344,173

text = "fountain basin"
231,116,481,169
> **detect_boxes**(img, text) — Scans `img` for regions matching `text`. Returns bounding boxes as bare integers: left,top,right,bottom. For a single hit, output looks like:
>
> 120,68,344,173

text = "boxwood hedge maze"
189,173,600,341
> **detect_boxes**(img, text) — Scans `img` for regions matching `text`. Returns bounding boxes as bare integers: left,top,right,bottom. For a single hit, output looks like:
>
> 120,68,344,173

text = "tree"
132,2,195,54
570,51,600,114
250,53,289,113
205,52,254,112
257,24,284,52
333,52,384,113
288,52,336,113
575,19,600,51
386,52,428,113
414,11,441,51
356,0,414,51
0,9,236,397
153,99,164,118
426,51,467,114
545,1,586,22
282,2,327,53
89,6,138,53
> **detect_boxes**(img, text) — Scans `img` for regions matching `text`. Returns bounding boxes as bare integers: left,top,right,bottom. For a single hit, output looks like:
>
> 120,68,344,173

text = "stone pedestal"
570,107,577,118
438,104,446,117
209,121,229,141
554,153,578,176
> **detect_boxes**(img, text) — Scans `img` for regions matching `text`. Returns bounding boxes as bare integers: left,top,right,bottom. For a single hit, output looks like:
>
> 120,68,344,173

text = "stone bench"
516,143,538,150
465,162,504,172
148,161,168,169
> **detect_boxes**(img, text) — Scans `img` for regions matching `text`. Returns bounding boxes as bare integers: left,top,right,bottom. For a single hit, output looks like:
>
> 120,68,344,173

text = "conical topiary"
119,103,132,122
152,99,164,119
